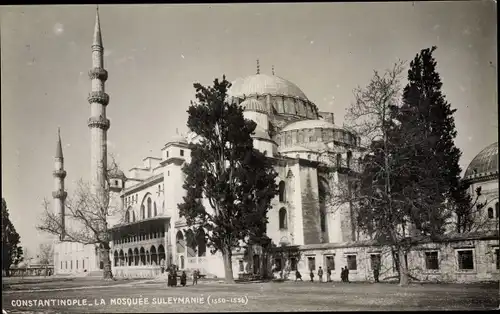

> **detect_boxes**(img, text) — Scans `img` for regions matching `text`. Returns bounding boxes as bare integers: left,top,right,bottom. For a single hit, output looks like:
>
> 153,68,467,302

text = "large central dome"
228,74,308,101
464,142,498,180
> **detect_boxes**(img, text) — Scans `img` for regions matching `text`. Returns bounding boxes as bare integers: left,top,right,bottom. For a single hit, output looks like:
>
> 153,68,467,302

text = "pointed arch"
196,228,206,257
154,202,157,216
279,181,286,202
279,207,287,230
140,205,145,220
147,197,152,218
125,207,131,223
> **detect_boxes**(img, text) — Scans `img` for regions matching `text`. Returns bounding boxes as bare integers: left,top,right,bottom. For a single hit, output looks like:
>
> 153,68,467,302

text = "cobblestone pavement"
2,280,498,312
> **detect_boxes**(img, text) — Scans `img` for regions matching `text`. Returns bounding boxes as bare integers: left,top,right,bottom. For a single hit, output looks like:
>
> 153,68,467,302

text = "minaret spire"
256,59,260,74
52,128,67,241
56,127,63,159
93,6,103,48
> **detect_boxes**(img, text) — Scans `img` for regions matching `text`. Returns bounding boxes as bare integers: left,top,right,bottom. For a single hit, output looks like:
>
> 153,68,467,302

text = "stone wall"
299,166,321,244
246,233,500,283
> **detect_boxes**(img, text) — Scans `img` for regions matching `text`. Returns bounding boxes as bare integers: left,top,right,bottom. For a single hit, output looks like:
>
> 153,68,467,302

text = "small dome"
464,142,498,179
108,167,126,180
167,134,188,145
280,119,339,133
228,74,308,101
240,98,269,114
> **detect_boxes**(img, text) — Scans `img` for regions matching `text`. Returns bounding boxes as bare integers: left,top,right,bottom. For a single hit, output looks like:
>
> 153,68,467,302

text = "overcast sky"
1,2,497,255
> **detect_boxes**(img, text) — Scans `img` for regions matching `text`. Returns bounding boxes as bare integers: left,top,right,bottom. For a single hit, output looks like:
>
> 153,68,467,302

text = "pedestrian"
340,267,345,282
180,271,187,287
193,269,198,285
317,267,324,283
295,270,303,281
309,269,314,282
373,260,380,283
345,267,350,283
326,267,331,282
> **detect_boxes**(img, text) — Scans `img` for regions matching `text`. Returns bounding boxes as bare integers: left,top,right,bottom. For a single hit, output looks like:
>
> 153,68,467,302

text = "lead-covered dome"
228,74,309,101
464,142,498,180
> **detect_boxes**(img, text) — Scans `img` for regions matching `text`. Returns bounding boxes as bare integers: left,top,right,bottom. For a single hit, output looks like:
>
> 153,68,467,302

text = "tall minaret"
87,7,110,197
52,128,67,240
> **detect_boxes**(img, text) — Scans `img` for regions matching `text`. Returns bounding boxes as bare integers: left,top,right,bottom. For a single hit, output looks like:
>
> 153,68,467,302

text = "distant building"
53,9,498,282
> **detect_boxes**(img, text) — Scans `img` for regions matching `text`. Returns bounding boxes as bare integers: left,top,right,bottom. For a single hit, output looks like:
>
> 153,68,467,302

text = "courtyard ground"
2,278,498,312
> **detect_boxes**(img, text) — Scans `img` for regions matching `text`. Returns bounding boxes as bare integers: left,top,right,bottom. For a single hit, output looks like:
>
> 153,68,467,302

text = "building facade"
53,10,499,282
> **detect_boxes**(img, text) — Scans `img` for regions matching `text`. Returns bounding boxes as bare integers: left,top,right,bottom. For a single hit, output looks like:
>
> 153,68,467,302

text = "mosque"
52,10,498,282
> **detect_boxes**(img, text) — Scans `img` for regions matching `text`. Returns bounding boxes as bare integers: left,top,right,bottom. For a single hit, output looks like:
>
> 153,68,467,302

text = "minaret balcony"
88,116,110,131
52,190,68,200
88,91,110,106
91,44,104,52
88,67,108,81
53,169,67,179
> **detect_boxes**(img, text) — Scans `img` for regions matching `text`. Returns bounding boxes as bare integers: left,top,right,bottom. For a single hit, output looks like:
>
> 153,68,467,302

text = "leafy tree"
1,198,23,276
178,76,279,283
37,157,123,280
331,61,417,285
395,46,473,235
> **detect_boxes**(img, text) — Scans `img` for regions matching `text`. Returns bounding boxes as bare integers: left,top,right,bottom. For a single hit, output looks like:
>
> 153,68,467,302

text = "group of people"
293,266,351,283
166,265,200,287
294,266,334,282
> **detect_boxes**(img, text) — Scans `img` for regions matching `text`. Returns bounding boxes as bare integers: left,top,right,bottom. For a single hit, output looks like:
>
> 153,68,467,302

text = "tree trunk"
222,246,235,283
101,244,114,280
397,247,409,286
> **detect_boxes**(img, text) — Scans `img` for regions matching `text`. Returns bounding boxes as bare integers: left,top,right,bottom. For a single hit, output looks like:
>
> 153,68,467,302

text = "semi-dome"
240,98,268,114
228,74,308,101
464,142,498,179
280,119,339,133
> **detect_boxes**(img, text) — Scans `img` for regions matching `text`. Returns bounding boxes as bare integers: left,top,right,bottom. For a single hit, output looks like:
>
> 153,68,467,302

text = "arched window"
488,207,494,219
132,211,136,222
279,208,287,230
147,198,152,218
279,181,286,202
336,153,342,168
346,151,352,168
125,210,130,223
140,205,145,220
154,202,157,216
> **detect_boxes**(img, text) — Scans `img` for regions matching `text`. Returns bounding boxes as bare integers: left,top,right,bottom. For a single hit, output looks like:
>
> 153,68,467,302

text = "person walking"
340,267,346,282
326,267,332,282
180,271,187,287
345,267,350,283
373,260,380,283
295,270,303,281
193,269,199,285
309,269,314,282
317,267,324,283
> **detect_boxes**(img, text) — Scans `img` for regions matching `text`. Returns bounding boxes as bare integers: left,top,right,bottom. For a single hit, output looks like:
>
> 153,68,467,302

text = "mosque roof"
280,119,340,132
228,74,309,101
464,142,498,180
240,98,269,114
